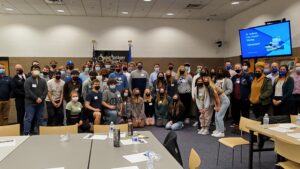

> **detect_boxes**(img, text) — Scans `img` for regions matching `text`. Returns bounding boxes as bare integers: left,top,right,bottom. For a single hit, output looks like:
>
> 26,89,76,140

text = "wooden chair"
39,125,78,135
189,148,201,169
217,117,261,167
93,124,128,133
290,115,297,124
0,124,20,136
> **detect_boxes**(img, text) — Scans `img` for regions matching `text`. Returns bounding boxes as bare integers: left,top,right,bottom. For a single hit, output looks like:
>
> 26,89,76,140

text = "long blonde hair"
143,88,152,102
131,88,143,104
156,88,168,105
176,65,187,80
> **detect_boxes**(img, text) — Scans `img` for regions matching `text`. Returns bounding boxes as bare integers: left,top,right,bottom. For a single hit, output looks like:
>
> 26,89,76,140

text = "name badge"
89,85,92,89
32,84,37,88
199,93,203,97
94,96,98,100
181,79,186,83
156,88,159,91
117,94,121,98
159,101,162,104
171,84,174,87
141,74,145,77
149,103,153,106
75,88,79,91
118,77,122,81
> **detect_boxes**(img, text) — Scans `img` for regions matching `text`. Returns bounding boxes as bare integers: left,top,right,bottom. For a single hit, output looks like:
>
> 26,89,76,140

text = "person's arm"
24,79,38,101
145,71,150,88
101,91,115,110
282,77,294,102
85,100,99,112
259,79,273,100
191,76,196,100
47,82,57,106
141,101,145,120
82,81,87,101
63,82,69,101
224,78,233,96
41,80,48,101
58,84,64,107
123,75,128,89
213,88,221,112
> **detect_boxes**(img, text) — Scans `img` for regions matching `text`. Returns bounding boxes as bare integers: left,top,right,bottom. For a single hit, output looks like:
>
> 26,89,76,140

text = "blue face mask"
109,85,116,90
296,67,300,73
272,67,278,73
225,65,231,70
279,70,287,77
0,69,5,75
263,69,270,75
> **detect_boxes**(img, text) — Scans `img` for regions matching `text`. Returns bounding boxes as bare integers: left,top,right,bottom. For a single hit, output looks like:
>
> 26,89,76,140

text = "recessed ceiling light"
56,9,65,13
144,0,152,2
121,11,129,15
166,13,174,16
231,1,240,5
5,8,14,11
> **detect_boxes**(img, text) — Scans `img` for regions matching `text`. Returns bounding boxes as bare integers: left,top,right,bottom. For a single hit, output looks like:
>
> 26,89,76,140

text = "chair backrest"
239,117,261,134
290,115,297,124
0,124,20,136
189,148,201,169
93,124,128,133
274,137,300,163
163,131,183,166
39,125,78,135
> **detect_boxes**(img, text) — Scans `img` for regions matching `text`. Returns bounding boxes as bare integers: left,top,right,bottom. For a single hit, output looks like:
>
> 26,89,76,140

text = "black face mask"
235,69,241,74
68,65,74,70
102,74,108,78
201,72,207,77
180,71,185,75
43,72,48,76
55,76,61,80
169,66,173,71
173,99,178,102
90,76,96,81
51,64,57,69
116,68,121,72
158,76,164,80
94,86,100,90
197,83,203,87
72,76,79,81
255,73,262,79
204,82,209,86
166,75,171,79
17,69,23,75
135,93,140,97
210,72,216,76
122,67,128,71
137,65,143,70
160,92,164,96
146,93,151,97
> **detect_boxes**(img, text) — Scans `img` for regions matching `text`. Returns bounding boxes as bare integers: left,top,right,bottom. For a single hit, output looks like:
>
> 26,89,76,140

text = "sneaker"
212,130,219,134
212,132,225,138
197,128,204,134
184,118,190,124
192,121,198,127
230,123,236,128
202,129,210,135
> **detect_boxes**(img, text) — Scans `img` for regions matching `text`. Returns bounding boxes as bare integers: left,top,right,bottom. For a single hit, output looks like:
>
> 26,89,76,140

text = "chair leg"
232,149,235,167
216,142,220,165
240,145,243,163
259,152,261,169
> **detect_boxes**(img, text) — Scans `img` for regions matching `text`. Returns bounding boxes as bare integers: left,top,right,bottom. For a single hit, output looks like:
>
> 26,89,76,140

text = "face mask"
166,75,171,79
102,74,108,78
173,99,178,102
72,76,79,81
55,76,61,80
124,93,128,97
204,82,209,86
84,68,89,72
95,67,101,72
242,66,248,71
43,72,49,76
137,65,143,70
94,86,100,90
272,67,278,73
154,67,160,72
196,69,201,74
128,67,133,72
296,67,300,73
158,76,164,80
263,69,270,75
168,66,173,71
255,73,262,79
72,97,79,102
180,70,185,75
90,76,96,81
60,71,66,75
115,68,121,72
160,92,164,96
109,85,116,90
197,83,203,87
235,69,241,74
17,69,23,75
185,66,190,72
210,71,216,75
51,64,56,69
105,65,111,69
0,69,5,75
32,70,40,76
135,93,140,97
279,70,287,77
201,72,207,77
225,65,232,70
146,93,151,97
68,65,74,70
123,67,128,71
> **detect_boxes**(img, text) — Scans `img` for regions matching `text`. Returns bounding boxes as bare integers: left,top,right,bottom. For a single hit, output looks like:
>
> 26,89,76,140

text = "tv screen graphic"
239,21,292,59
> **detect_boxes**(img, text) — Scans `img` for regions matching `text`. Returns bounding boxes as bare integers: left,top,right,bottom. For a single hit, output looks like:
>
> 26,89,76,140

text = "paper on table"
120,139,148,145
45,167,64,169
123,152,149,163
268,127,293,133
0,139,16,147
111,166,139,169
278,123,298,129
83,134,107,140
287,133,300,139
121,132,126,138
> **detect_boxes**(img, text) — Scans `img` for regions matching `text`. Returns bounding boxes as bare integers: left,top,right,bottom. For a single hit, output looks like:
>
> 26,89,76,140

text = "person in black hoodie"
11,64,28,130
165,94,185,131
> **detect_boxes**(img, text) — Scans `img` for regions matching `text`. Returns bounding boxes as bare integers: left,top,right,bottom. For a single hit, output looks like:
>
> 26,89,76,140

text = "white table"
0,136,29,162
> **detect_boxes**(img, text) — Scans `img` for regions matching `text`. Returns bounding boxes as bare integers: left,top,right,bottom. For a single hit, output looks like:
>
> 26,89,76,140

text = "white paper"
268,127,293,133
45,167,64,169
123,152,149,163
111,166,139,169
121,139,148,145
287,133,300,139
0,139,16,147
121,132,126,138
83,134,107,140
278,123,298,129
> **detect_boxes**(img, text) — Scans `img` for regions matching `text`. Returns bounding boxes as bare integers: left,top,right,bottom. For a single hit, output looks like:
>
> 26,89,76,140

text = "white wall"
0,14,225,58
225,0,300,57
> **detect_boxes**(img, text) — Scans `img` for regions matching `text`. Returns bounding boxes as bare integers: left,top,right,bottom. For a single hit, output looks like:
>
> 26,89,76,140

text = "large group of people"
0,59,299,137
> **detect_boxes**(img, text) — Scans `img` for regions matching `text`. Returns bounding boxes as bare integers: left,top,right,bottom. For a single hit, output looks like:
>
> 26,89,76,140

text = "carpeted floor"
135,122,276,169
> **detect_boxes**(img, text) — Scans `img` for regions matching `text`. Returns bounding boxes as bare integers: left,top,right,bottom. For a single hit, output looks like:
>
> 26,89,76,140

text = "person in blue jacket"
109,63,128,93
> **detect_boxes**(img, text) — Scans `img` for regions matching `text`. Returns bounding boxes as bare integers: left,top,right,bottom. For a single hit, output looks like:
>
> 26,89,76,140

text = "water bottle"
146,151,154,169
263,113,269,129
109,122,115,139
296,114,300,125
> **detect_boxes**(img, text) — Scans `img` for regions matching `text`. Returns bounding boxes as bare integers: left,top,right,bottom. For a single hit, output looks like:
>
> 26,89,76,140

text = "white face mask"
32,70,40,76
242,66,248,71
72,96,79,102
124,93,128,97
105,65,111,69
95,67,101,72
154,67,160,72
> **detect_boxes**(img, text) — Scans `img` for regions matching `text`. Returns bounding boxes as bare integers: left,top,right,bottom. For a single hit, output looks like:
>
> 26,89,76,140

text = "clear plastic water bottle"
296,114,300,125
263,113,269,129
146,151,154,169
108,122,115,139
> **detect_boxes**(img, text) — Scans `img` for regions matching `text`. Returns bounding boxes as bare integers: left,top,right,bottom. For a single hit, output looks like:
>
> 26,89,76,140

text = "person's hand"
170,121,173,125
109,105,116,110
57,101,62,107
78,120,83,126
52,101,58,107
36,98,42,104
214,106,220,112
192,97,195,102
272,99,277,105
94,108,100,112
118,111,122,116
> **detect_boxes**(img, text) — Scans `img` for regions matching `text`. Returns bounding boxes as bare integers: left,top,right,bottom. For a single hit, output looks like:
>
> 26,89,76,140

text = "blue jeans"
104,109,118,124
23,103,44,135
165,121,183,131
215,95,230,133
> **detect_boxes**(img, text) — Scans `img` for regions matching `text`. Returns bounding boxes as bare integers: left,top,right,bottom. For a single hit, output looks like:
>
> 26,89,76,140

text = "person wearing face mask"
49,60,57,79
94,63,101,74
122,64,131,91
242,60,255,79
231,63,252,128
64,60,75,82
109,64,128,93
79,64,90,83
266,62,279,85
120,89,132,123
290,62,300,115
39,65,50,82
176,65,193,124
102,79,123,124
84,79,102,125
165,94,185,131
272,65,294,116
128,62,136,73
191,65,203,128
249,62,273,119
104,61,112,72
165,70,178,98
225,61,236,78
24,65,48,135
130,61,149,96
45,71,65,126
82,71,98,101
27,60,40,77
151,72,167,98
130,88,146,128
149,64,160,87
98,68,109,92
66,91,83,126
11,64,28,129
63,70,82,103
0,64,11,126
210,68,217,83
184,63,194,77
155,88,172,127
144,88,155,126
165,63,176,78
263,63,271,76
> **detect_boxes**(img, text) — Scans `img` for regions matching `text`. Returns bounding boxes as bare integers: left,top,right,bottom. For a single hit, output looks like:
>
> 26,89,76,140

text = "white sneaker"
184,118,190,124
197,128,204,134
202,129,210,135
192,121,198,127
213,132,225,138
212,130,218,134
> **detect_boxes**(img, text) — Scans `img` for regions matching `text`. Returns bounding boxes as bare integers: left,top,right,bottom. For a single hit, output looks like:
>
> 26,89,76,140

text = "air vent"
44,0,64,5
185,4,205,9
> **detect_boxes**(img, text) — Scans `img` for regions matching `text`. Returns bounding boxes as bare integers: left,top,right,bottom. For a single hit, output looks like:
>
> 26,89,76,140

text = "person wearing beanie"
249,62,273,119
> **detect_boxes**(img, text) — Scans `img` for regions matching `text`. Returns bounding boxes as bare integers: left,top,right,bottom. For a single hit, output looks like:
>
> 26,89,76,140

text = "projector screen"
239,21,292,59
